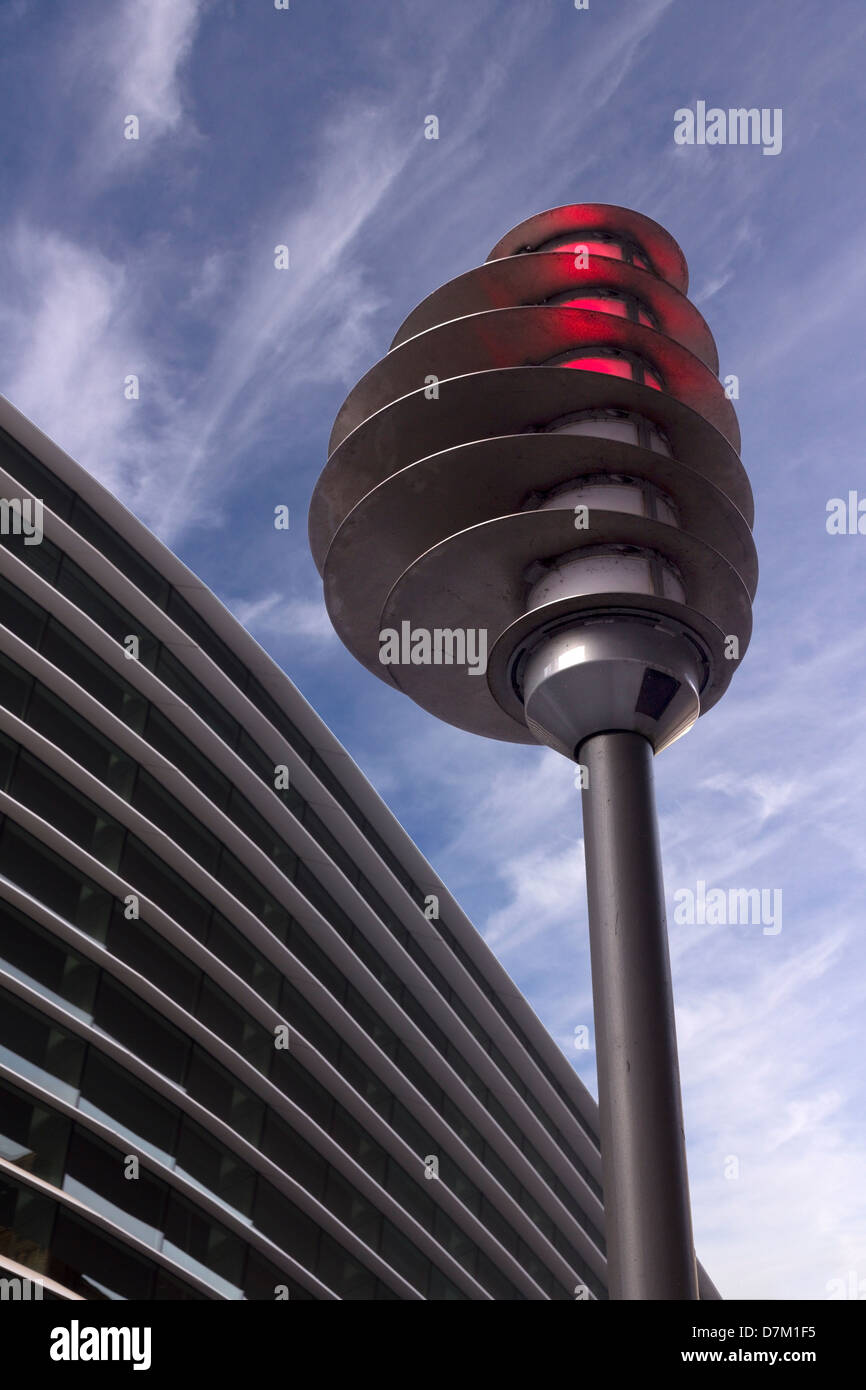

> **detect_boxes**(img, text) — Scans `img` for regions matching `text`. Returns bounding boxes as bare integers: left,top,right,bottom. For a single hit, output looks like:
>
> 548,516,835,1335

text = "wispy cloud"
226,590,336,644
67,0,208,186
0,224,154,496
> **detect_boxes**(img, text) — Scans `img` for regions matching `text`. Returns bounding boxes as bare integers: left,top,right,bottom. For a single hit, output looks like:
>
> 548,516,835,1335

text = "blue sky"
1,0,865,1300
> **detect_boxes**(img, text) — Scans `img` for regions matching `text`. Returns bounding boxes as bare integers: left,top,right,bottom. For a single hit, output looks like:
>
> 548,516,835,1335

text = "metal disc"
311,368,752,571
487,203,689,293
330,307,738,454
322,433,757,677
390,252,718,372
376,511,751,740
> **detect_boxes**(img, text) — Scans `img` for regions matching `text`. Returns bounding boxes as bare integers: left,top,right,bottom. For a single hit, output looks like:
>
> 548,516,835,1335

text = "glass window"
450,1166,482,1219
40,620,148,734
328,1102,389,1183
120,838,211,940
156,648,238,747
227,787,298,878
235,728,290,788
389,1101,436,1166
324,1165,382,1251
253,1181,319,1269
63,1127,167,1248
0,649,33,717
26,684,137,798
0,572,48,648
382,1157,434,1231
394,995,447,1056
0,1078,71,1186
106,902,200,1013
479,1194,518,1256
0,987,85,1101
245,678,311,762
0,430,75,517
480,1142,521,1201
175,1119,256,1220
518,1188,555,1243
489,1044,526,1099
51,1206,156,1299
316,1229,377,1300
92,976,190,1085
294,864,353,942
284,923,347,1007
269,1051,332,1133
475,1248,523,1300
244,1247,314,1301
0,900,98,1019
0,730,17,791
394,1042,442,1110
166,590,248,689
145,706,229,809
485,1093,523,1148
217,851,292,940
278,978,340,1067
70,497,170,609
0,820,112,940
433,1203,477,1273
379,1218,429,1294
132,770,220,874
332,1047,392,1124
11,749,125,871
427,1264,467,1300
516,1239,556,1298
55,558,158,670
185,1047,264,1147
197,978,272,1073
301,806,359,886
205,911,280,1006
374,1278,400,1299
261,1110,328,1202
0,1173,56,1272
162,1191,246,1298
1,528,61,584
153,1267,209,1299
440,1096,483,1160
80,1049,179,1166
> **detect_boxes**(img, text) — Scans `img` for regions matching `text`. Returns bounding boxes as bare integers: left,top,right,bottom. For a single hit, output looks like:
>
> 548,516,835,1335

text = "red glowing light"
556,354,633,379
556,294,630,317
546,349,664,390
542,236,626,261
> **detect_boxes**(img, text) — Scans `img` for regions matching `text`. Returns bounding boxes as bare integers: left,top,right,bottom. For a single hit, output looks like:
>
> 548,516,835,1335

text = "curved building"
0,393,715,1301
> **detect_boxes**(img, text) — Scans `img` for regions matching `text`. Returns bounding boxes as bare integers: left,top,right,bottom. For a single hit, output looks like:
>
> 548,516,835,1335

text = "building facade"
0,395,713,1301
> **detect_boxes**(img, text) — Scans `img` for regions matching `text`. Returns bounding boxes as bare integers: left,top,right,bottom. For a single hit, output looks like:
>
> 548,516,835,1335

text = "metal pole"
580,730,699,1300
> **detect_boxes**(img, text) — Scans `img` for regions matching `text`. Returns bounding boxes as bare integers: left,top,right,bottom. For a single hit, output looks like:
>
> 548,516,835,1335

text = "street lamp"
309,203,757,1300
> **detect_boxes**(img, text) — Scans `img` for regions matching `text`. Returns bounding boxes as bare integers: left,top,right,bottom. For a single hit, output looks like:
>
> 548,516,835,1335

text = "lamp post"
309,203,757,1300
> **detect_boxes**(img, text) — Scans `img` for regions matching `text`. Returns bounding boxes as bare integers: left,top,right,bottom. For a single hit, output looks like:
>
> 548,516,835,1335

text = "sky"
0,0,864,1302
